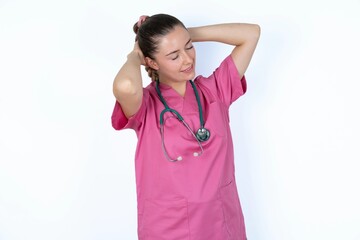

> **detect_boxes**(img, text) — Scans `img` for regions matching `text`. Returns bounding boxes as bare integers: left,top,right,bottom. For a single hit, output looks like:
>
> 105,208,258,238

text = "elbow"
252,24,261,41
234,23,261,46
113,78,139,100
246,24,261,46
256,24,261,38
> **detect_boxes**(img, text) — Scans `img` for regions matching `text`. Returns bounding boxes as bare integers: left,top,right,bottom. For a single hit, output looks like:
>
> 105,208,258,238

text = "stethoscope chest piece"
156,80,211,161
196,127,210,142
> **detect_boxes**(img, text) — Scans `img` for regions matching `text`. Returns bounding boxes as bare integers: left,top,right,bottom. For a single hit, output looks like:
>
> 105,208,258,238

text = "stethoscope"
155,80,210,161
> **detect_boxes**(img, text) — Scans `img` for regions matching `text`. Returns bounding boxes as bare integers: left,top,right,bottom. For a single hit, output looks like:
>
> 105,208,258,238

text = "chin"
185,71,196,80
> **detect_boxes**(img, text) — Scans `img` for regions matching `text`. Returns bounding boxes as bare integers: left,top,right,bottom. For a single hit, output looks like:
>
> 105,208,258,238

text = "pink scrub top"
112,55,248,240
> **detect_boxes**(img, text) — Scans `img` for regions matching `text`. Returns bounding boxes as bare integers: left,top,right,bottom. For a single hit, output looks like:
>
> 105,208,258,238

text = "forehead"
156,26,191,54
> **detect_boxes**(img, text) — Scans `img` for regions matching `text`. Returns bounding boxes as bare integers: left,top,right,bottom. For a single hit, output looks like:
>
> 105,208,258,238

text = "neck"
160,80,188,97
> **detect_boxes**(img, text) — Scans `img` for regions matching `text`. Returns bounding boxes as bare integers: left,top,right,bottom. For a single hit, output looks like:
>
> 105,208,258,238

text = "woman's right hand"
132,41,146,66
127,42,146,67
133,42,157,81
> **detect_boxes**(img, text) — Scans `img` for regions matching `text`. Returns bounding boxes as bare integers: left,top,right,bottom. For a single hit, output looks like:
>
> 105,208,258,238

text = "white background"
1,0,359,239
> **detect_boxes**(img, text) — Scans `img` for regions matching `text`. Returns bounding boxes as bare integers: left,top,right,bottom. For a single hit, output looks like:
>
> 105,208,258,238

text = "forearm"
188,23,260,46
189,23,260,78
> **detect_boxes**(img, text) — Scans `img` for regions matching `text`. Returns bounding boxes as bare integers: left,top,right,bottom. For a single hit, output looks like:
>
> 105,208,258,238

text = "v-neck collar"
157,81,189,98
153,80,198,114
155,80,193,98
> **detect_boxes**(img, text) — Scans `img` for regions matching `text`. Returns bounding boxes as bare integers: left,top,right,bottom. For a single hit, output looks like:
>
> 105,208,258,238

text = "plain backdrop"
1,0,359,239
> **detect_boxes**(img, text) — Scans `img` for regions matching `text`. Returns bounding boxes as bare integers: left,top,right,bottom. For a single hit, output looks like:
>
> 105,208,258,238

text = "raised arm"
113,42,144,118
188,23,260,77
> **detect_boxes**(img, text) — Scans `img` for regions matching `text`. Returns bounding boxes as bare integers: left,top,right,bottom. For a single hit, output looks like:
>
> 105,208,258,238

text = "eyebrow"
165,38,192,56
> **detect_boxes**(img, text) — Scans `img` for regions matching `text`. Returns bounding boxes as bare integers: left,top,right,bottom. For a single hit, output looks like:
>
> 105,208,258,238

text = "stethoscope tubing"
155,79,210,161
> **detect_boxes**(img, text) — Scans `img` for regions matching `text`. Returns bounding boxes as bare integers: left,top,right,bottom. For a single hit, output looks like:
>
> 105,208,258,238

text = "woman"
111,13,260,240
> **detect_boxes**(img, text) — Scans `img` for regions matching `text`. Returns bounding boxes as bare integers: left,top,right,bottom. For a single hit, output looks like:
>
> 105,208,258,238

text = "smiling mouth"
181,65,193,72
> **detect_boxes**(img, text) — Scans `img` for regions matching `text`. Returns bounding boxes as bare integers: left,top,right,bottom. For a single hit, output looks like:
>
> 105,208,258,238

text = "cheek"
188,48,196,60
170,61,183,71
158,61,179,75
191,48,196,58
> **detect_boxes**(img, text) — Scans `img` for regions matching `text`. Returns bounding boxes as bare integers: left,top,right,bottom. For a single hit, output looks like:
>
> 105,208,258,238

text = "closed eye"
171,45,193,60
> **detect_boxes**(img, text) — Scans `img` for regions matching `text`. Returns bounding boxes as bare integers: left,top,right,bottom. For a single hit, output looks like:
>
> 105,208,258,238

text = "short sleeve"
197,55,247,107
111,89,149,131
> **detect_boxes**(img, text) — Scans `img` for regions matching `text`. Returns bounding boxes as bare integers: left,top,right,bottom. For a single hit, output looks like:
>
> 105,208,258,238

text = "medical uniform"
112,55,247,240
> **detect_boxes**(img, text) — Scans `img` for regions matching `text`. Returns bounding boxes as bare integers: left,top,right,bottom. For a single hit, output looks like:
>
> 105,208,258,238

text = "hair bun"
133,22,139,35
133,15,149,34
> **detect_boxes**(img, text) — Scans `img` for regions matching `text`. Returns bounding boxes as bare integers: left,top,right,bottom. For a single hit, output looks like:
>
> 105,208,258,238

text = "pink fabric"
112,55,247,240
137,15,149,28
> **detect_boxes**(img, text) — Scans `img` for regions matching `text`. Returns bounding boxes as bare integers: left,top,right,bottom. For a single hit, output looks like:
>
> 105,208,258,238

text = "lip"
181,65,193,73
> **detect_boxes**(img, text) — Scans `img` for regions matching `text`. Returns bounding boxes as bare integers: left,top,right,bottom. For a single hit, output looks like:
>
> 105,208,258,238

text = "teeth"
183,66,192,72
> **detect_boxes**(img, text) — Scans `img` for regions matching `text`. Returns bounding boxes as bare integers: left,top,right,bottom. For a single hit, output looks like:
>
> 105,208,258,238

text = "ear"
145,57,159,70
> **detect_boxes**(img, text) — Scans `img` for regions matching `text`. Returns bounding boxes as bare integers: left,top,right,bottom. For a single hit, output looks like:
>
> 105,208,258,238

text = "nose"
182,51,192,64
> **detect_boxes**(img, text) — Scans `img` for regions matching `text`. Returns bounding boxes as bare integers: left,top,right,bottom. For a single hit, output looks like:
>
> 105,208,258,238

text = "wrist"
127,51,142,65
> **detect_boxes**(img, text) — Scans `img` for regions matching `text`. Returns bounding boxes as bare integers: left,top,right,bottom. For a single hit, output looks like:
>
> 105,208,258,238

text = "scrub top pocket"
220,180,247,240
142,198,190,240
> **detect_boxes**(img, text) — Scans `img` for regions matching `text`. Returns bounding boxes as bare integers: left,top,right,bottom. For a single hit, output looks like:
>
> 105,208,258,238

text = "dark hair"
133,13,186,59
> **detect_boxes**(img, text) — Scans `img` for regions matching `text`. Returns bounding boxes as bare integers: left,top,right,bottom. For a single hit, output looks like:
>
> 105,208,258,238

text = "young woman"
111,13,260,240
